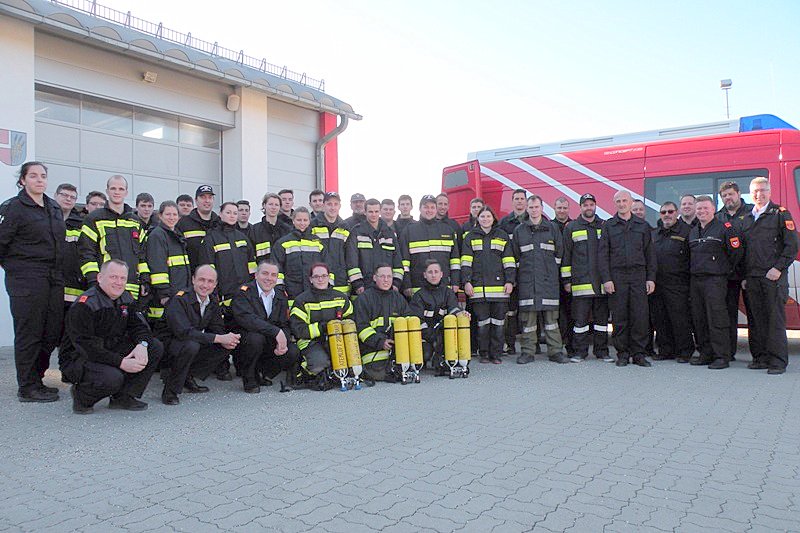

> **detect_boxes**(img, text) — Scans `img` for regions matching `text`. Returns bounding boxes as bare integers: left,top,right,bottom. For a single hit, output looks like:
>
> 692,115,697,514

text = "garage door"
34,86,222,204
267,99,318,202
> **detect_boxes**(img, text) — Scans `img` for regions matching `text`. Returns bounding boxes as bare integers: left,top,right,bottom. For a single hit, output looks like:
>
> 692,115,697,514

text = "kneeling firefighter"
289,263,354,390
409,259,471,376
353,264,411,382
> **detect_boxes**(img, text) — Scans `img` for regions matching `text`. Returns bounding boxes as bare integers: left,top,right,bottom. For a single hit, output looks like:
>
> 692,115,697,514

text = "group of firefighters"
0,160,796,414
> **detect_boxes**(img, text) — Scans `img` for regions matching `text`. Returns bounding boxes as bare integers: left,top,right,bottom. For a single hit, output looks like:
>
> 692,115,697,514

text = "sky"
98,0,800,213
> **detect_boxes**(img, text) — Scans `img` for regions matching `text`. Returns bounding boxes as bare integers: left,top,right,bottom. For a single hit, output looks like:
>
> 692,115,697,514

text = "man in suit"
230,260,300,393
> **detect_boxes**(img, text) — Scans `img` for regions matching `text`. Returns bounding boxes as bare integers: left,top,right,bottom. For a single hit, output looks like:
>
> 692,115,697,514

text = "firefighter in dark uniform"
176,185,220,272
561,194,611,362
60,260,164,414
394,194,415,236
461,206,515,363
272,207,324,303
160,265,238,404
343,193,367,230
198,202,256,307
145,201,191,323
409,260,466,373
436,193,463,249
249,192,291,263
742,177,799,374
346,199,404,294
78,175,149,302
54,183,85,308
651,201,694,363
715,181,754,361
0,162,65,402
461,198,485,236
513,195,568,364
231,261,300,393
598,190,657,367
290,263,354,390
354,264,410,381
400,194,460,297
688,196,744,369
498,188,529,355
311,192,351,295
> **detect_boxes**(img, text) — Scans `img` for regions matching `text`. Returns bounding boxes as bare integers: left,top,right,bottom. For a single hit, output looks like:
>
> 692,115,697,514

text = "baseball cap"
579,193,596,205
420,194,437,205
350,193,366,202
195,185,215,197
324,191,341,201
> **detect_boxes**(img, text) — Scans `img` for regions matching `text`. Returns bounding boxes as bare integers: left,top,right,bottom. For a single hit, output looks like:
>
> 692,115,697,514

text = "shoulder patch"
724,222,732,228
240,285,249,291
176,290,185,297
729,237,741,249
786,220,795,231
78,295,89,303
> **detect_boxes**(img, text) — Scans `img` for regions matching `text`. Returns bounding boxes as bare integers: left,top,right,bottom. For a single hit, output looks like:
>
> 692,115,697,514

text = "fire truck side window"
644,169,767,221
794,167,800,209
443,169,469,189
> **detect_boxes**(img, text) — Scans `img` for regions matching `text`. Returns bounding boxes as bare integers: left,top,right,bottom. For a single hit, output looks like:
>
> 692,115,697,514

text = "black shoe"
244,384,261,393
708,358,730,370
184,378,210,393
632,355,652,367
690,356,712,366
730,355,736,361
505,345,517,355
767,367,786,375
40,383,59,394
161,390,180,405
748,360,769,370
108,396,148,411
215,372,233,381
615,358,629,367
516,354,534,364
279,380,294,393
18,387,58,403
676,356,691,364
259,375,273,387
71,385,93,414
316,373,333,391
548,353,570,364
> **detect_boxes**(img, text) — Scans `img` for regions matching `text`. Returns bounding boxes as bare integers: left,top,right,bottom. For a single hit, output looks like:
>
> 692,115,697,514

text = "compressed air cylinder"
341,319,362,370
457,314,472,362
443,314,458,362
327,320,348,371
407,316,423,366
394,316,410,365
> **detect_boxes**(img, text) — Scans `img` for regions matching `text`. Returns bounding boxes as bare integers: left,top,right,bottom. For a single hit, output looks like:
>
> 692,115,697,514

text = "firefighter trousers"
163,340,230,396
745,276,789,369
73,339,164,407
725,279,753,359
519,309,562,357
650,282,694,359
690,275,730,361
6,273,63,392
608,270,649,360
238,331,300,387
571,296,609,359
472,300,507,359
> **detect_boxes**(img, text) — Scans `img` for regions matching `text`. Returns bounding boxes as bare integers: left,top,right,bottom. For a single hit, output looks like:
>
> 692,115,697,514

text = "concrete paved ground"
0,335,798,532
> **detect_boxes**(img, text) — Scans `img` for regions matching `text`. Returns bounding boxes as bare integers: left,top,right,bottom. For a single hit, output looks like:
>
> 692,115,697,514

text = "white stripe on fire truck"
479,165,556,219
544,154,661,211
507,159,614,219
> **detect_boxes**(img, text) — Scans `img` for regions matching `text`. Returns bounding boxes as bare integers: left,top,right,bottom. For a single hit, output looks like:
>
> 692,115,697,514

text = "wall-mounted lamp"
143,71,158,83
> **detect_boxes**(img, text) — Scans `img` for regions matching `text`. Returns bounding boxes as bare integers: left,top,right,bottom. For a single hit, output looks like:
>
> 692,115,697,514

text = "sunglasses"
660,209,676,215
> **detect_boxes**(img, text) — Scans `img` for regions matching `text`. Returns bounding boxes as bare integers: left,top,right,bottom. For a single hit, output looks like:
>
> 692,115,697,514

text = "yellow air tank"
394,316,410,366
327,320,348,372
341,319,362,369
407,316,423,366
443,314,458,363
457,314,472,363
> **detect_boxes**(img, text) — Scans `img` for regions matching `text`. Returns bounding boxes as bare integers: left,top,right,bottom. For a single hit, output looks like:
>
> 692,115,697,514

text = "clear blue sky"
102,0,800,210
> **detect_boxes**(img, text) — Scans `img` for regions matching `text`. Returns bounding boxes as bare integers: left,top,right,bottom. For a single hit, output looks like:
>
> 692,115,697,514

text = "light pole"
720,79,732,119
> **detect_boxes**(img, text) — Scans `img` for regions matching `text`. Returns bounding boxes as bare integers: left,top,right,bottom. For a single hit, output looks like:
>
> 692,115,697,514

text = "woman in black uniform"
0,161,66,402
145,201,191,325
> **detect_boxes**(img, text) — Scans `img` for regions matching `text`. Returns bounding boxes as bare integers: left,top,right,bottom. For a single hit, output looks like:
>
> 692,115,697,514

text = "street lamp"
720,79,732,119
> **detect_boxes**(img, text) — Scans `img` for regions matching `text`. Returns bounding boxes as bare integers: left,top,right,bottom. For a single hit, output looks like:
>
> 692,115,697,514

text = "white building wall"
267,99,319,206
0,15,36,345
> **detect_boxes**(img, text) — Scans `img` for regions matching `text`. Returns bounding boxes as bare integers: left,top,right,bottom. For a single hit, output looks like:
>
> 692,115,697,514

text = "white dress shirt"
752,203,769,221
257,284,275,317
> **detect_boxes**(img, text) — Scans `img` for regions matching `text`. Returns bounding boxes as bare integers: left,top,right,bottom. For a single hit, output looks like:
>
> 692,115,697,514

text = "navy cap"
195,185,215,197
579,193,596,205
350,193,366,202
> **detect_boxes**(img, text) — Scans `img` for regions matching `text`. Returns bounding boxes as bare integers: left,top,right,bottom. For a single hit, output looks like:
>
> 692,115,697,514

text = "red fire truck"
441,114,800,327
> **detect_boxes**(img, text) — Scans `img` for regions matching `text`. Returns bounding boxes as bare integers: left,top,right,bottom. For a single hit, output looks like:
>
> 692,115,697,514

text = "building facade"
0,0,360,345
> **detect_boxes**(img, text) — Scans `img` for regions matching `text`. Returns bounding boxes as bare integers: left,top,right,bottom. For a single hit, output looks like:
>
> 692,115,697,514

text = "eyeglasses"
310,274,329,280
660,209,676,215
57,192,78,201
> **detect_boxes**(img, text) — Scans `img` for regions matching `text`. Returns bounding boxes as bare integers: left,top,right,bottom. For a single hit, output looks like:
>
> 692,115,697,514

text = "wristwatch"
139,341,149,348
